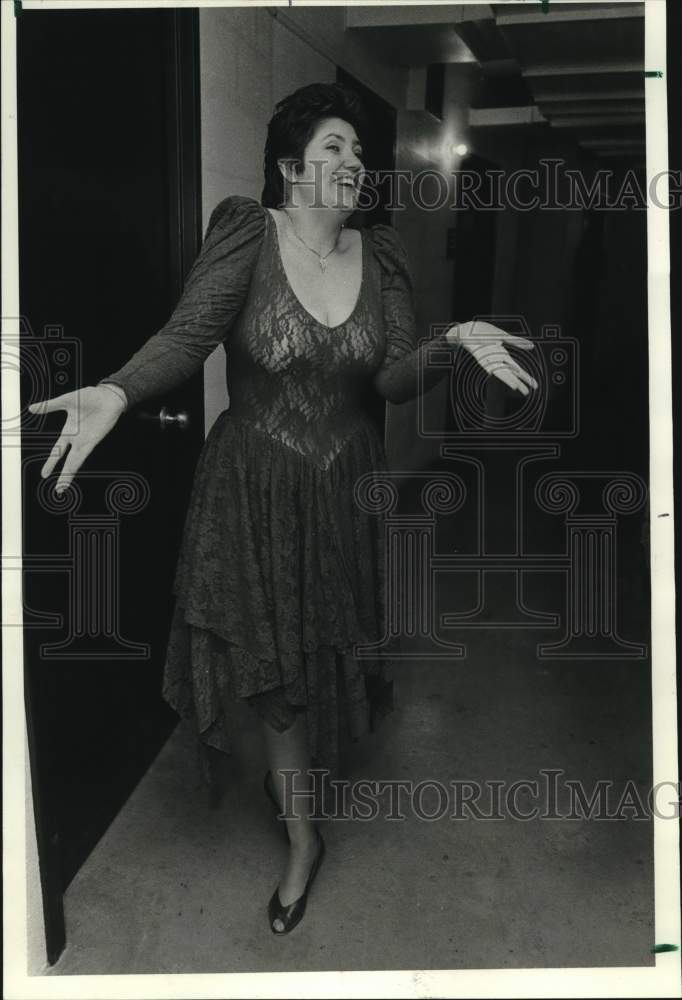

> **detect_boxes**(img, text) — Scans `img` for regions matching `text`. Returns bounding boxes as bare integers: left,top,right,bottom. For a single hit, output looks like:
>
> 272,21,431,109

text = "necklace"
283,211,343,272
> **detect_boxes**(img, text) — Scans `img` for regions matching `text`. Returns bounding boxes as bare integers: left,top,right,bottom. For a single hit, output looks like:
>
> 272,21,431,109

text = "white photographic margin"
2,1,679,998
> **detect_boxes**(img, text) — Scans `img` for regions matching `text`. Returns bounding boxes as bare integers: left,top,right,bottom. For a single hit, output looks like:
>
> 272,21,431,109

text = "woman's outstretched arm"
98,195,266,410
28,195,267,493
370,223,454,404
370,223,537,404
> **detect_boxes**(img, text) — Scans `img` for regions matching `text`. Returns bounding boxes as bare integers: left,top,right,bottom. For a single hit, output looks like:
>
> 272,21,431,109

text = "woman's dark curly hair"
261,82,369,208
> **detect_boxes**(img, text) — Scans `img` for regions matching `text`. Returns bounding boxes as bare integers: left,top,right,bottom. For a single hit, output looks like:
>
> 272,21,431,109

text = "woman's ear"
277,157,299,185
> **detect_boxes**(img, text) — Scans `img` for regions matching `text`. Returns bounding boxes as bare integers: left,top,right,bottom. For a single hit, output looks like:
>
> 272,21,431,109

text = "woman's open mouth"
334,175,359,191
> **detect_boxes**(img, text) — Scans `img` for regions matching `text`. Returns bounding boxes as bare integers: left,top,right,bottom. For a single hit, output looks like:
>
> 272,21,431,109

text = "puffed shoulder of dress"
97,195,267,411
366,222,413,281
365,222,453,403
204,194,267,240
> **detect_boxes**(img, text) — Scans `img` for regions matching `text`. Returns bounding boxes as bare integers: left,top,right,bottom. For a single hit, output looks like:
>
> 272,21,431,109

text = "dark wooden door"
449,153,500,426
451,153,498,323
18,7,203,963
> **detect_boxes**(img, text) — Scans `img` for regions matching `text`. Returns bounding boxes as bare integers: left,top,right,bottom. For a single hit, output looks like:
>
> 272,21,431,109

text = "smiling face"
281,116,365,212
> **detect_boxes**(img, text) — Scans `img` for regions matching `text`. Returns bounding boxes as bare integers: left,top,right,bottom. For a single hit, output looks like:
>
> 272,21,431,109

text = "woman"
28,83,537,935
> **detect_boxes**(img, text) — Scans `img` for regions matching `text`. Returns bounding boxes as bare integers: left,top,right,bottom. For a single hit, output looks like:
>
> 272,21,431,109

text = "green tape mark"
540,0,550,12
651,943,679,953
14,0,22,15
645,71,664,78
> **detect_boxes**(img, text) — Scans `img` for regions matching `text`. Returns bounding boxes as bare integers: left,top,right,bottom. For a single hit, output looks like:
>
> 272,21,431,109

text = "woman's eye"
328,145,340,152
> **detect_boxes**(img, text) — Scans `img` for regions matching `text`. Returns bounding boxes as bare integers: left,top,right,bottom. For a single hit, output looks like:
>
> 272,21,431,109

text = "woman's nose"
345,150,363,172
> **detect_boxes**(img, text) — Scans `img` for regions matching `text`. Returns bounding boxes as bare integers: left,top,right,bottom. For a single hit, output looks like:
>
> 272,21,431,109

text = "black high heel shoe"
263,770,290,844
268,828,325,935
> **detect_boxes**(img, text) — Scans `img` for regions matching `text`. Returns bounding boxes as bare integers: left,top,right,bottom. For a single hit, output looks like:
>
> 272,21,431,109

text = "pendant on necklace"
319,258,327,272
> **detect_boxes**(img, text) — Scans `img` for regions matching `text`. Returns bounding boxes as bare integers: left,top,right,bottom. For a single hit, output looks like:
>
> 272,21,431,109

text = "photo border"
2,1,679,997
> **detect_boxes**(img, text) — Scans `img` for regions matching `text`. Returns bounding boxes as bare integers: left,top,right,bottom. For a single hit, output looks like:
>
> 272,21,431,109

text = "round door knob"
158,406,189,431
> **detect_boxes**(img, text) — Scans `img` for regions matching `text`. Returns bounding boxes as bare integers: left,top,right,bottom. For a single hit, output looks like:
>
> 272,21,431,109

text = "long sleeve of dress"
97,195,267,411
369,224,456,405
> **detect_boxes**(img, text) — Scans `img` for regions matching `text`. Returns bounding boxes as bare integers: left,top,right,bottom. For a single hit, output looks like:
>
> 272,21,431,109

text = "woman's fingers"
53,445,87,494
492,367,530,395
462,329,540,394
27,392,74,415
505,355,539,389
478,351,530,394
471,343,538,395
499,331,535,350
30,387,118,493
40,438,71,480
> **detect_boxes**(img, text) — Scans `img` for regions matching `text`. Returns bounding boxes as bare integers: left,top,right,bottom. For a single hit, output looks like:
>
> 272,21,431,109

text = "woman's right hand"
27,384,127,494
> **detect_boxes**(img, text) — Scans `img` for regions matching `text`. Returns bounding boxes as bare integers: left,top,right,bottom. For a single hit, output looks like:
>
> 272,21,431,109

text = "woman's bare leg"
261,712,320,919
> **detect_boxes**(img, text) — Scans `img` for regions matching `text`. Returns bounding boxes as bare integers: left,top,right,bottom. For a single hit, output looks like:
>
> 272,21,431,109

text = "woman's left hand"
446,320,538,396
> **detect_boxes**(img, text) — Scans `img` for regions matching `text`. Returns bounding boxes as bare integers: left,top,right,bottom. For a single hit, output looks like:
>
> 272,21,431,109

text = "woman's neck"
280,201,349,252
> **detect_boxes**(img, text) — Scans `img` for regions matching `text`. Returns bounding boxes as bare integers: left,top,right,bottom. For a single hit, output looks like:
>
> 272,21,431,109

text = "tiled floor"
49,556,654,975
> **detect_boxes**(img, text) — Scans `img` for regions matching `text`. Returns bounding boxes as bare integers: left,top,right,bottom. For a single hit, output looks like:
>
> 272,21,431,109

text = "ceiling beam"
594,149,646,160
532,88,644,102
580,137,645,148
495,3,644,27
468,106,547,127
537,101,644,114
550,114,645,127
524,61,644,78
346,4,493,29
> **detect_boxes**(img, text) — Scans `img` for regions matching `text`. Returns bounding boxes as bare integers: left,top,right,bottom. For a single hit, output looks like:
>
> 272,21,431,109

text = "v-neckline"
265,207,366,331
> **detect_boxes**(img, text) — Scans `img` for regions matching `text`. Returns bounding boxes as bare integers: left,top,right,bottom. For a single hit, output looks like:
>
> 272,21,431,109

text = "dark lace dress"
99,195,450,774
